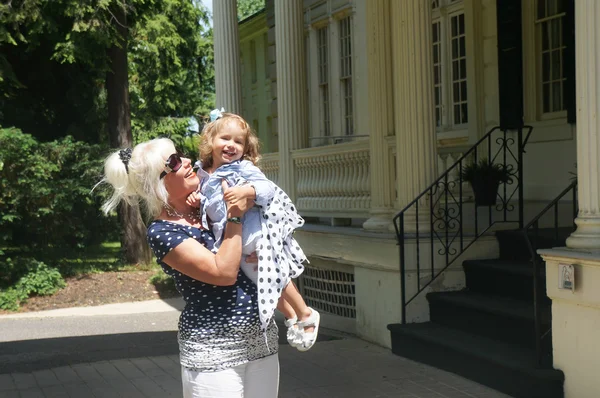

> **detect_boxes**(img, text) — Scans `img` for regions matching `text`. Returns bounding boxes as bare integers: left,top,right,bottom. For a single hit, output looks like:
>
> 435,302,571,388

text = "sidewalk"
0,300,512,398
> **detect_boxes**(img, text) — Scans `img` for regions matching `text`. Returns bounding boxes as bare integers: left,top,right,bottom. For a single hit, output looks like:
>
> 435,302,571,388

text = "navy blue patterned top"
147,220,278,372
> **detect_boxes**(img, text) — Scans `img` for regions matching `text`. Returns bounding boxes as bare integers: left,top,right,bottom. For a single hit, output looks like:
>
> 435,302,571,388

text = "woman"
99,137,280,398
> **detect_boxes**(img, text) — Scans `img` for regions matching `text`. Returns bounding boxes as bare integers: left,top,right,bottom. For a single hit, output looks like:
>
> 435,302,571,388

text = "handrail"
394,125,533,324
522,180,577,367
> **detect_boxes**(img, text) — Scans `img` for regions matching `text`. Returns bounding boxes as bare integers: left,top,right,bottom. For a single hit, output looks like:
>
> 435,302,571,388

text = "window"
536,0,566,116
432,0,468,132
317,27,330,137
250,39,257,84
433,21,442,127
263,33,269,79
306,5,356,145
339,16,353,136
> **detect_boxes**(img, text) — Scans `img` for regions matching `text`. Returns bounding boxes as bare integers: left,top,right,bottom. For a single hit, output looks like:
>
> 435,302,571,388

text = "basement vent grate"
297,266,356,319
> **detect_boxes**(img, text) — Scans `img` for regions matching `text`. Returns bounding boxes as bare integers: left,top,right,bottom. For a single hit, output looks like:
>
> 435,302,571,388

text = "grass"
2,241,161,278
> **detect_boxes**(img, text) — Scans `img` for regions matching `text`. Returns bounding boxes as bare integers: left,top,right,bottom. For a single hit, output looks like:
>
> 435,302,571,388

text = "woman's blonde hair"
198,112,260,168
98,137,176,219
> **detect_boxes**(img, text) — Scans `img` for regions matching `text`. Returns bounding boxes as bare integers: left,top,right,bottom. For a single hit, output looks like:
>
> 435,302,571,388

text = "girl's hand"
186,191,201,208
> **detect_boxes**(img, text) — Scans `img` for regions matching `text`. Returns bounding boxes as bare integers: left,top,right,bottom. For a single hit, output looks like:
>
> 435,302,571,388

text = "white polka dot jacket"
196,160,308,331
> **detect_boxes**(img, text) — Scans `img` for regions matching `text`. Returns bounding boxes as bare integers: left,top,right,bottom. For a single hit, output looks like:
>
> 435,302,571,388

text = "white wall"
542,250,600,398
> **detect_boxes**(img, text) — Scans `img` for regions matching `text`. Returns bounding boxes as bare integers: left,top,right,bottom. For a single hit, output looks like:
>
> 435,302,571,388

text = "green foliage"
0,0,214,143
0,288,28,311
16,261,66,296
0,127,117,252
461,159,512,184
149,269,176,292
238,0,265,20
133,117,201,161
0,259,65,311
129,0,214,123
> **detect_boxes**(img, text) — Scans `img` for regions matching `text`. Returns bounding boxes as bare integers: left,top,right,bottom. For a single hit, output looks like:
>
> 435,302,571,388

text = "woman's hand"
245,251,259,272
222,180,254,217
223,185,255,206
245,251,258,264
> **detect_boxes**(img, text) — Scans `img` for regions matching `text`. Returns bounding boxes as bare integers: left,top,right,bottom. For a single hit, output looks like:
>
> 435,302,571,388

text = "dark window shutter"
496,0,524,129
564,0,576,124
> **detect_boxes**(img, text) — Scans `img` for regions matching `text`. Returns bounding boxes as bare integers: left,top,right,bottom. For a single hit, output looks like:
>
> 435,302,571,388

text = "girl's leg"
281,281,315,333
243,354,280,398
278,296,301,347
181,365,244,398
277,296,296,319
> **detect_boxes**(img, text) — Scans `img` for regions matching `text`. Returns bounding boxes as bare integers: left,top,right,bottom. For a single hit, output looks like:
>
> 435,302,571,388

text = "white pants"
181,354,279,398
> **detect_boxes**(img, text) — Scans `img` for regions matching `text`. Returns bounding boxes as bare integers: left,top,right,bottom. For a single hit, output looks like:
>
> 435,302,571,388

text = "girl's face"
211,120,246,168
163,156,199,200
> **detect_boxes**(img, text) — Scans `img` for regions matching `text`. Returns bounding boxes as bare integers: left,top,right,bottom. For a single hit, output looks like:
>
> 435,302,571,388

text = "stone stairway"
387,228,571,398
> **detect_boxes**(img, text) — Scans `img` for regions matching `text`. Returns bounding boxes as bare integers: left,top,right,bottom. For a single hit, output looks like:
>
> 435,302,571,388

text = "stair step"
387,322,564,398
496,228,572,262
428,291,550,348
496,230,532,261
463,259,546,301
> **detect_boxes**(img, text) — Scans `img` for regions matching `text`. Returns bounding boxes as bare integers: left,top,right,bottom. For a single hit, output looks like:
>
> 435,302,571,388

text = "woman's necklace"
164,204,200,224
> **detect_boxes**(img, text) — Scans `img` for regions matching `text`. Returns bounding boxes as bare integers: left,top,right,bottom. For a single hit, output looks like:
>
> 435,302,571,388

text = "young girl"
187,108,320,352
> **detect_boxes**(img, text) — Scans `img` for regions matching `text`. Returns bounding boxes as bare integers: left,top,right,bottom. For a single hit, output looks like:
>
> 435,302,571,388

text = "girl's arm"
238,162,276,207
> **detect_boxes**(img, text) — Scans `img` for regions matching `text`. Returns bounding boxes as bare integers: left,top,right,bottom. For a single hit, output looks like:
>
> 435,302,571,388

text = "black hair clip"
119,148,132,174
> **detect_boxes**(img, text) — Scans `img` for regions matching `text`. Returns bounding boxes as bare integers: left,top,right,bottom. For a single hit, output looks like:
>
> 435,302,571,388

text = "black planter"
470,179,501,207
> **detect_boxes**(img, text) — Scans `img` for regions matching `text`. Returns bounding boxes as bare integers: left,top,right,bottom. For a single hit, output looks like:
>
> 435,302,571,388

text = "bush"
133,117,201,161
0,260,65,311
149,269,176,292
0,127,118,252
16,261,66,296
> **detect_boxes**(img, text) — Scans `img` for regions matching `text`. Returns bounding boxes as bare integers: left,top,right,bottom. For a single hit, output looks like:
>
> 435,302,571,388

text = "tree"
0,0,214,265
237,0,265,21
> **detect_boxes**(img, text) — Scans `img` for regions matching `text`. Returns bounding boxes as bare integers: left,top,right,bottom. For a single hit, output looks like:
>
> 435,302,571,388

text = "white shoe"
296,308,320,352
284,316,301,348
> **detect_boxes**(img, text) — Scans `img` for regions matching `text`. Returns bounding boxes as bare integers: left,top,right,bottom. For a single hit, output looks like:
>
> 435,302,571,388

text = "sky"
201,0,213,26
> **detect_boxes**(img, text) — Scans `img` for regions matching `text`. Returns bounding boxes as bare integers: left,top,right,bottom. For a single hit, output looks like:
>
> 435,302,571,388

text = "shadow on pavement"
0,322,341,374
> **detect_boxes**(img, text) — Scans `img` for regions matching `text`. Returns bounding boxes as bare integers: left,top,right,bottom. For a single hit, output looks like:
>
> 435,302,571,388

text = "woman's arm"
160,221,242,286
161,182,250,286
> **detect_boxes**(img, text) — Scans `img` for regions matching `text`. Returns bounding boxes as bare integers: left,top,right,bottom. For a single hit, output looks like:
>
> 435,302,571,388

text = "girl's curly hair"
198,113,260,168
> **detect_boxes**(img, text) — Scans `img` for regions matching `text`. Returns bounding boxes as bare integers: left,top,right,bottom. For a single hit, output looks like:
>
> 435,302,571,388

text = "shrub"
0,260,65,311
0,127,118,252
0,288,28,311
461,159,512,184
16,261,66,296
149,270,176,292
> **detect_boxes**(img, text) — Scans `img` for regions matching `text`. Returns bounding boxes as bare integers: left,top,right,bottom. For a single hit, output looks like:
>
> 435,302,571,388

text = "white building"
212,1,600,397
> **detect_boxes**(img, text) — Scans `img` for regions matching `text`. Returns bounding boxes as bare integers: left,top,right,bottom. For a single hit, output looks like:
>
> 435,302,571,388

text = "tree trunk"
106,1,152,266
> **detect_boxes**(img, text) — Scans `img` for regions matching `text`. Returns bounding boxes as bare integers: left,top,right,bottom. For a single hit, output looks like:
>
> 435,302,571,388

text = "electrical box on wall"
558,263,575,292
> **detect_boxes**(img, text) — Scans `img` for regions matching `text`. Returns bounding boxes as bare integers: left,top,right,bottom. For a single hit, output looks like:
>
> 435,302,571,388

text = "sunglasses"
160,152,184,179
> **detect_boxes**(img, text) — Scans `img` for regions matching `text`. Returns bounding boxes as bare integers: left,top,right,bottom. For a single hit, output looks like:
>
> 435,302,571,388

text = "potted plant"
461,159,512,206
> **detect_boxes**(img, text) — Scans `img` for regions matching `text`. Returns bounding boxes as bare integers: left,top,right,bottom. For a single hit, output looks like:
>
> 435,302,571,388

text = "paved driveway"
0,299,512,398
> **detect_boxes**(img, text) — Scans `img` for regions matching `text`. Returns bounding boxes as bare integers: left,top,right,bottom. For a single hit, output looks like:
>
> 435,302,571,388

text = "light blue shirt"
196,160,276,253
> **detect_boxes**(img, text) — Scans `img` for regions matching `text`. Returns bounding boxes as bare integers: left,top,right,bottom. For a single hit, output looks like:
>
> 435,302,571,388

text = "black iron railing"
393,125,533,324
521,180,578,366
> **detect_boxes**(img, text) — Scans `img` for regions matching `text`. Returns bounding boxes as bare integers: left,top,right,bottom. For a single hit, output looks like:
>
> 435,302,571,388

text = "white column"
391,0,437,232
275,0,308,200
213,0,242,113
566,0,600,249
362,0,395,232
